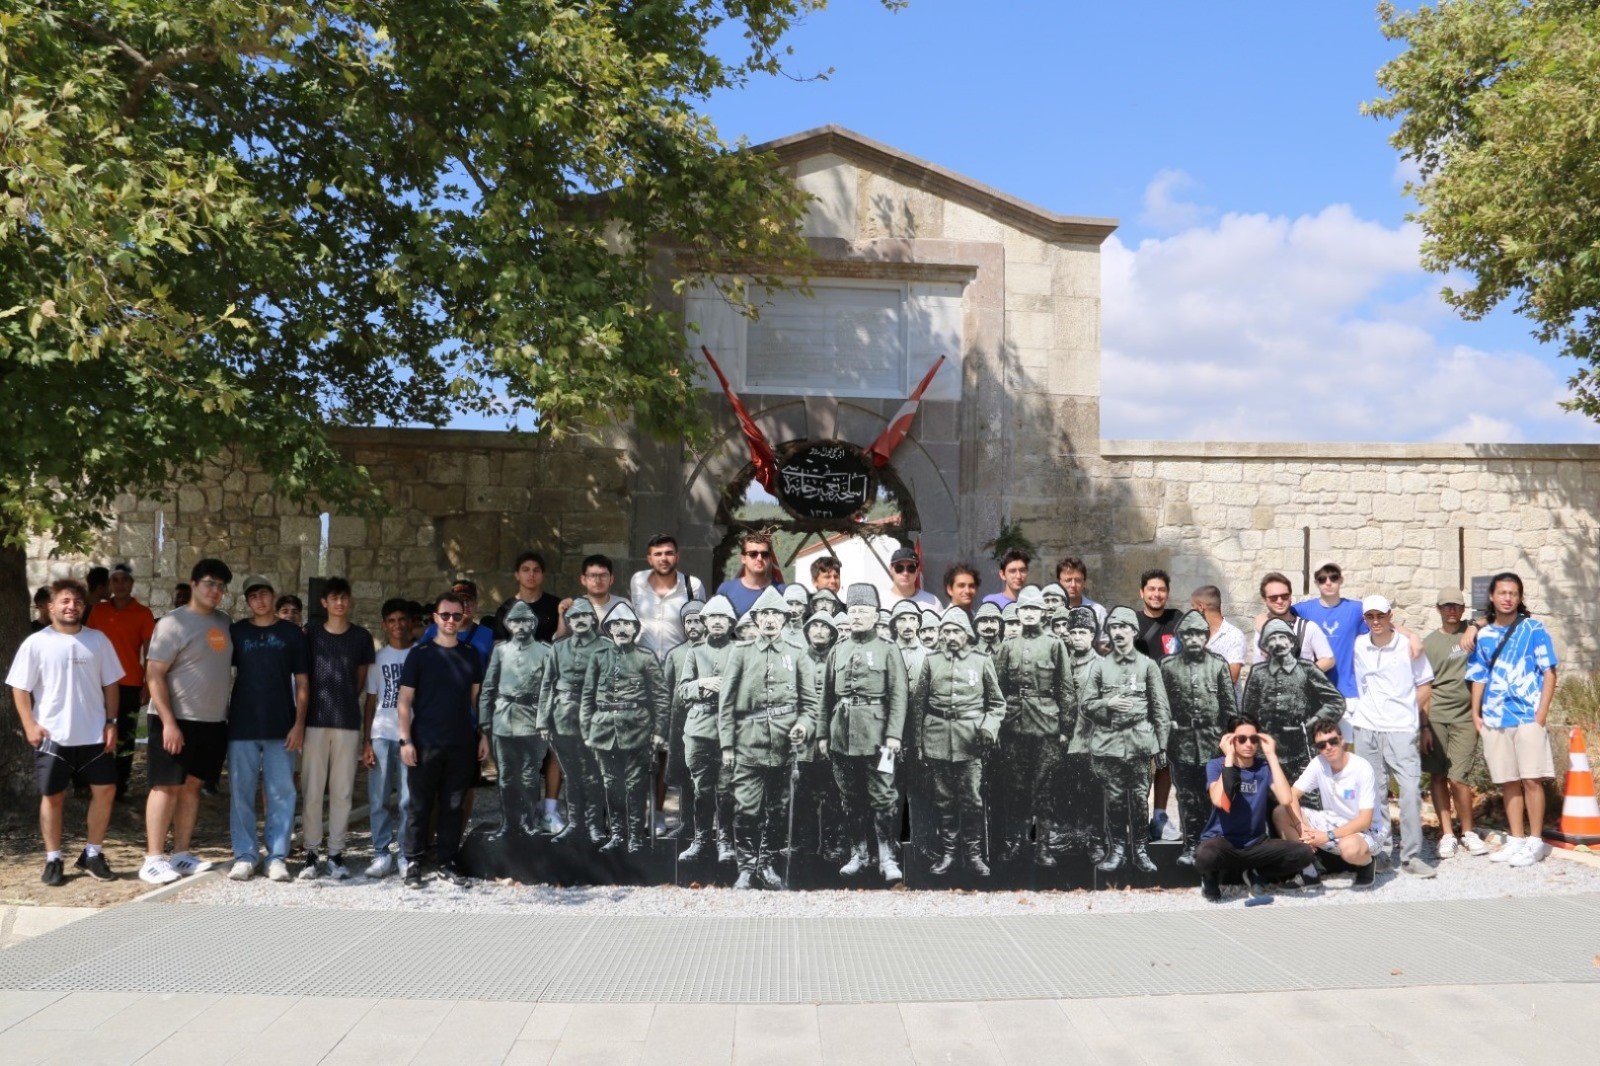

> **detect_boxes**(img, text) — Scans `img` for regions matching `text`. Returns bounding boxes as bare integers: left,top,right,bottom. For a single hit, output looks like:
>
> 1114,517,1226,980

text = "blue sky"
689,1,1600,443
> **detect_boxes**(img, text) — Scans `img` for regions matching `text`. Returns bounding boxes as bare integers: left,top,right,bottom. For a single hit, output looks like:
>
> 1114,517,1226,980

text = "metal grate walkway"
1,895,1596,1003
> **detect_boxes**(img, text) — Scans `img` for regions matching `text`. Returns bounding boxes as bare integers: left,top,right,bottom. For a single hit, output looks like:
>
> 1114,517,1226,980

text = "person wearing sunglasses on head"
715,530,785,620
1194,713,1310,901
887,546,940,610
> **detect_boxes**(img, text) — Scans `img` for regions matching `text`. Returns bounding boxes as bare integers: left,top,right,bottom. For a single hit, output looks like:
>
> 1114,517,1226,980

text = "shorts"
1301,808,1383,855
1422,715,1479,779
1482,723,1555,784
36,742,116,796
147,715,228,787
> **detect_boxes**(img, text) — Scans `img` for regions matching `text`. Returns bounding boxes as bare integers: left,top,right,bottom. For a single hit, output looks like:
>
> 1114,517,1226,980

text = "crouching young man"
1272,717,1381,888
1194,713,1312,901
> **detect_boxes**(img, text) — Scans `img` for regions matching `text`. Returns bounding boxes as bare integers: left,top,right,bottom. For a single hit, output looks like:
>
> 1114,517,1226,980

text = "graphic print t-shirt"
1464,618,1558,728
365,644,412,742
1294,598,1367,697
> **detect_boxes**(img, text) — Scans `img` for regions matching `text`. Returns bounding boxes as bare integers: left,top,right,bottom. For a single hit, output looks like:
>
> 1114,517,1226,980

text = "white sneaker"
169,852,215,876
1437,834,1458,859
364,853,396,879
327,854,350,880
139,856,181,885
1490,837,1529,863
227,859,256,881
1510,839,1551,867
298,850,323,880
539,809,566,835
266,859,291,883
1461,830,1490,856
398,855,411,878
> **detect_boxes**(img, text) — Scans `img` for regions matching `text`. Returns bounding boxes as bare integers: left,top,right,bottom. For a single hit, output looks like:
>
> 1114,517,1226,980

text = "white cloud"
1099,202,1600,443
1139,168,1212,232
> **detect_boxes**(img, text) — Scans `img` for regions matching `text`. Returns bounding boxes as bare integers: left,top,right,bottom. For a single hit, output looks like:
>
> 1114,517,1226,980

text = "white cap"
1361,594,1392,615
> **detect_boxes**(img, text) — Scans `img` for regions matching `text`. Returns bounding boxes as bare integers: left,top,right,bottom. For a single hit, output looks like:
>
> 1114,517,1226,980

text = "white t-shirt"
6,628,125,746
364,644,412,742
894,589,942,610
1295,753,1376,827
1349,633,1434,733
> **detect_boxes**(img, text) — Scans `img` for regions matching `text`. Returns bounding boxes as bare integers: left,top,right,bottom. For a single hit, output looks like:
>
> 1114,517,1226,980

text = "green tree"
0,0,882,798
1367,0,1600,416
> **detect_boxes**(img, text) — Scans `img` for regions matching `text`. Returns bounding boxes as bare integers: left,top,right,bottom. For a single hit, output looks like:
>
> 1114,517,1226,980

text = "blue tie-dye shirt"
1464,617,1558,728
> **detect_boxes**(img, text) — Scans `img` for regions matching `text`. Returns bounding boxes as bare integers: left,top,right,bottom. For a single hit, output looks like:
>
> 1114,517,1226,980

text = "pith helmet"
1104,605,1139,631
1015,586,1046,610
700,595,737,621
505,600,537,622
565,598,596,620
602,600,639,630
938,606,974,638
1176,609,1209,635
890,599,921,621
974,601,1003,622
751,586,788,615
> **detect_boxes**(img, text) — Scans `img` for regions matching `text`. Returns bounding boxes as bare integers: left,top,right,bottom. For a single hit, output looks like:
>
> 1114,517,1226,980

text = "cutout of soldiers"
661,600,706,845
1001,602,1021,641
1042,583,1069,617
1050,608,1072,645
794,610,843,859
1159,610,1236,866
913,607,1005,877
580,601,667,854
1082,606,1172,873
832,611,851,647
1060,606,1104,853
718,586,819,889
1241,618,1345,785
479,601,555,838
538,599,607,844
819,584,908,881
736,611,758,643
782,585,810,648
973,602,1004,657
672,596,739,863
875,609,892,642
809,590,841,619
992,586,1075,866
918,609,941,650
889,600,927,681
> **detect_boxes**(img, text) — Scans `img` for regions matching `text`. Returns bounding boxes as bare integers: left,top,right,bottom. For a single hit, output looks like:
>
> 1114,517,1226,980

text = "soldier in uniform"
671,596,739,863
538,599,607,844
1159,610,1236,865
918,609,941,650
833,611,851,647
1050,608,1073,645
782,585,810,648
1042,583,1069,617
876,609,892,642
479,601,555,838
818,584,908,881
809,589,841,619
890,600,927,681
736,611,758,643
1001,602,1021,642
973,601,1004,657
580,601,667,854
792,610,841,858
1241,617,1344,783
1082,606,1172,873
992,586,1075,866
913,607,1005,876
661,600,705,845
1060,605,1104,854
718,586,819,889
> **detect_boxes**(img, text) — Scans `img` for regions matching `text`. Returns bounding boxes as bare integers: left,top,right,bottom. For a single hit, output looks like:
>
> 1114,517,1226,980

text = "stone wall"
27,427,634,625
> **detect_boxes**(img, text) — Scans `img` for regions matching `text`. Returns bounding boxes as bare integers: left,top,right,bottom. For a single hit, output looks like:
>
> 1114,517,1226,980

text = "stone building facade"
26,128,1600,668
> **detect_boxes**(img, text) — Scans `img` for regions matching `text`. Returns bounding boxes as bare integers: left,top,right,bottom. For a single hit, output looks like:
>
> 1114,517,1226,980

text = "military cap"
1259,617,1297,650
783,585,810,611
736,610,756,630
751,586,788,615
1176,609,1209,635
805,612,839,635
680,599,705,620
602,600,639,629
919,609,941,630
846,583,880,610
1015,585,1047,610
700,594,737,621
938,605,975,637
890,598,922,621
565,597,596,619
878,608,891,625
833,610,851,630
974,601,1003,621
1001,602,1018,622
505,600,537,622
810,589,841,611
1065,605,1097,632
1104,605,1139,631
1042,582,1068,601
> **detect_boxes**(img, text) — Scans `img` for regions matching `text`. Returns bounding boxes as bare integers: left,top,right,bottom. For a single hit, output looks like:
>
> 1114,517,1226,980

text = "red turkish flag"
865,355,947,468
700,346,778,494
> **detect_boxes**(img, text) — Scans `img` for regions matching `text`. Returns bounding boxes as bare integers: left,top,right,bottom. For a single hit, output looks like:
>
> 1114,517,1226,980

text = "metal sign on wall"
775,440,877,521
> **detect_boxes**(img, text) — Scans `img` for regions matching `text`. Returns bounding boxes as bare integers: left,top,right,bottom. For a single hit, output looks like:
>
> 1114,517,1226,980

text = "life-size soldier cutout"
538,599,608,845
782,585,810,649
580,601,667,855
1242,618,1344,785
819,584,909,883
875,609,892,643
1001,603,1021,642
992,586,1075,867
918,610,940,650
1058,606,1104,855
890,600,927,682
973,602,1004,657
672,595,739,866
1082,606,1171,875
719,586,819,889
793,610,845,862
736,612,758,643
661,600,706,845
1159,610,1236,865
910,607,1005,879
480,601,555,839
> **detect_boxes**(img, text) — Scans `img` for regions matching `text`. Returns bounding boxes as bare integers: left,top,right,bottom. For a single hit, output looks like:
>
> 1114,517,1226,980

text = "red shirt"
86,598,156,686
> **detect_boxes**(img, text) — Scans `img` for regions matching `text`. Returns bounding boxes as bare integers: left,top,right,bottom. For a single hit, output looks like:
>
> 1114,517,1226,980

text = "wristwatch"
399,739,412,748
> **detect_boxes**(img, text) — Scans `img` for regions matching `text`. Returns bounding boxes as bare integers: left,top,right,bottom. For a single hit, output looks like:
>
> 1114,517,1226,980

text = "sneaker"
228,859,257,882
652,813,668,839
539,809,566,835
1161,816,1182,842
1289,869,1324,891
398,855,411,879
1245,869,1270,897
1510,839,1551,867
75,849,115,882
41,858,64,887
364,853,396,879
169,851,214,876
1461,830,1490,856
327,853,350,880
1147,810,1170,843
1353,861,1376,888
298,849,323,880
266,859,291,883
1200,873,1222,902
1490,837,1528,864
403,864,424,889
139,856,181,885
1437,834,1458,860
439,862,469,887
1400,858,1437,879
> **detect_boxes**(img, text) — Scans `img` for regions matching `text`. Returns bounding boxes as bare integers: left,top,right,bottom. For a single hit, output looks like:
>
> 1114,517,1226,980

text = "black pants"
115,685,140,794
550,731,605,834
1169,757,1210,848
1194,836,1314,883
492,733,548,829
403,743,478,866
994,732,1061,843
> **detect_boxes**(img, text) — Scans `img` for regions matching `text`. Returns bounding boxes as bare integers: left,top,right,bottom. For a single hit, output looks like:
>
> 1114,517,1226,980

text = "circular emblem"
775,440,877,521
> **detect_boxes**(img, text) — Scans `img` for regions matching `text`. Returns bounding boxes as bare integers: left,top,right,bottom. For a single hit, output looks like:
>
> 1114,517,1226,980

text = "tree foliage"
1367,0,1600,417
1,0,857,553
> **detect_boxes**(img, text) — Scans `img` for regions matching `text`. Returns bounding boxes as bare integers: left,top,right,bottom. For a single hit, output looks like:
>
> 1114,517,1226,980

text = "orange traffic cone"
1544,727,1600,849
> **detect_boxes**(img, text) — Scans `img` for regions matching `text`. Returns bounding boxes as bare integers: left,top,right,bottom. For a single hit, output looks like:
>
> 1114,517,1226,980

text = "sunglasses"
743,550,772,559
892,563,919,574
1316,574,1341,584
1265,593,1291,602
1233,734,1259,745
1315,737,1343,750
436,611,465,622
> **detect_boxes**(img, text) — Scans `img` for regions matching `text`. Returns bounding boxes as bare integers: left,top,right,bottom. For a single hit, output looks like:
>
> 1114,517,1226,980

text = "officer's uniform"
1159,610,1236,861
672,596,741,862
991,589,1075,865
1241,618,1345,786
579,602,667,854
1058,606,1105,853
478,601,554,836
537,602,607,843
661,600,706,838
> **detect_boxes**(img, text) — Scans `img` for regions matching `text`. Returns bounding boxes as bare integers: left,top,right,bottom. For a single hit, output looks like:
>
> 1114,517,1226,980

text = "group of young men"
10,532,1562,898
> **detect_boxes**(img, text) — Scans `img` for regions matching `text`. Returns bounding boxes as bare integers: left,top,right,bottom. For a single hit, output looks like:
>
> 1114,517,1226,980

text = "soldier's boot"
678,832,715,862
586,804,610,846
1034,820,1059,868
962,835,991,877
599,827,626,854
929,821,958,875
1130,835,1158,874
1177,831,1198,867
626,808,649,855
732,815,760,890
839,839,871,876
756,846,784,891
874,813,903,883
1095,841,1126,872
822,819,850,864
716,795,738,863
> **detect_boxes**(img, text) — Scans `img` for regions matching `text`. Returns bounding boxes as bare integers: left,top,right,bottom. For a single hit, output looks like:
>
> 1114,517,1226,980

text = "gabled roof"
753,125,1118,246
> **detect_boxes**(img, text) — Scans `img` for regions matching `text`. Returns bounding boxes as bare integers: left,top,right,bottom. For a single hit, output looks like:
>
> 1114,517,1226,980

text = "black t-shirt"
305,622,376,731
1135,608,1183,659
489,593,562,644
399,639,483,748
228,619,310,741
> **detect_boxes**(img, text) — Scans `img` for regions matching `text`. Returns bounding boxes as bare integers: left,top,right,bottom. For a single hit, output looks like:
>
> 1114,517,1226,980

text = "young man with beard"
818,584,908,881
671,595,740,863
538,599,608,844
630,535,708,661
1159,611,1235,866
991,586,1074,867
580,601,667,855
717,531,785,619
